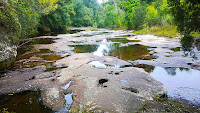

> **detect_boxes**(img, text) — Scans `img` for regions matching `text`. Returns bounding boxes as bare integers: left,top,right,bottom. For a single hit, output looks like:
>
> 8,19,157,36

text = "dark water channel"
0,91,53,113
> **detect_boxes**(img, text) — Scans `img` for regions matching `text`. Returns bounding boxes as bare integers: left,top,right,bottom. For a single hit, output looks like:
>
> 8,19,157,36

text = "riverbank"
0,28,200,112
134,25,200,39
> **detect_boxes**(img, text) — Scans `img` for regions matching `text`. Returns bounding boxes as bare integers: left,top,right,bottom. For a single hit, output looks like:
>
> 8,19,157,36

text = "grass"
134,25,200,39
134,25,180,38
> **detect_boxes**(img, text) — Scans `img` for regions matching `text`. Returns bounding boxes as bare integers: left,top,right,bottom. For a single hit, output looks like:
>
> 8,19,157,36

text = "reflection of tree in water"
133,64,155,73
179,67,190,71
107,43,151,61
102,43,120,56
69,45,99,53
195,38,200,51
164,67,190,76
180,36,198,59
165,67,177,76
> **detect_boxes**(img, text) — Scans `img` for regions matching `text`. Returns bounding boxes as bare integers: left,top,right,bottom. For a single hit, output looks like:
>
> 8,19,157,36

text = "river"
0,28,200,112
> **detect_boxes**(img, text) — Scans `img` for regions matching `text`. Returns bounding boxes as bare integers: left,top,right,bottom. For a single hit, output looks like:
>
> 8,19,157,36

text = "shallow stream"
0,28,200,112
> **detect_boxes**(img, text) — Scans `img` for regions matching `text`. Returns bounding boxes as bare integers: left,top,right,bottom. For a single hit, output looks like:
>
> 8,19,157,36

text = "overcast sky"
97,0,108,4
97,0,102,3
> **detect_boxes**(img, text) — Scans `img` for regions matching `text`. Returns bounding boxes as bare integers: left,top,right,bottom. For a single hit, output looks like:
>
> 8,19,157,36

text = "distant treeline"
0,0,199,39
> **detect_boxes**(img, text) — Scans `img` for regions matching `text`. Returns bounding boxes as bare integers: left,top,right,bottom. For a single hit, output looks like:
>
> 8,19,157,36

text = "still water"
70,37,200,107
70,39,155,61
1,29,200,112
151,67,200,107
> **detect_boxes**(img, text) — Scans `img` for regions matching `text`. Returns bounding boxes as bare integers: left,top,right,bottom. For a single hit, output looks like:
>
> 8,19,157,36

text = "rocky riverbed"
0,28,200,112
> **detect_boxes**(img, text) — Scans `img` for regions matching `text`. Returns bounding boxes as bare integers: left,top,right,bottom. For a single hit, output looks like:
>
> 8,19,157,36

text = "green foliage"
40,0,75,31
180,35,195,52
3,0,198,39
132,4,146,30
38,0,58,14
102,1,125,29
134,25,180,38
71,0,103,27
168,0,200,35
71,0,86,27
39,0,105,31
146,4,159,27
103,3,116,28
0,0,21,43
1,109,15,113
12,0,40,38
5,0,58,38
102,0,174,31
118,0,141,29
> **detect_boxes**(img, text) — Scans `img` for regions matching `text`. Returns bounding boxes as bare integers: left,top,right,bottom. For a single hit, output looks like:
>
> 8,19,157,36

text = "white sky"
97,0,108,4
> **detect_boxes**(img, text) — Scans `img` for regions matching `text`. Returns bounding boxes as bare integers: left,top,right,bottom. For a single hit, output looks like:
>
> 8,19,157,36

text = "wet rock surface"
0,28,200,112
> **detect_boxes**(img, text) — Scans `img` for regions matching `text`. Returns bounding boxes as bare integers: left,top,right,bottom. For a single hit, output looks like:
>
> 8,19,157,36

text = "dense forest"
0,0,199,40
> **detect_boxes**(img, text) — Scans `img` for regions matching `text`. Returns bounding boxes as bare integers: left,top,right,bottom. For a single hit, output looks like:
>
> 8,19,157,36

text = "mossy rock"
0,0,21,70
0,57,15,70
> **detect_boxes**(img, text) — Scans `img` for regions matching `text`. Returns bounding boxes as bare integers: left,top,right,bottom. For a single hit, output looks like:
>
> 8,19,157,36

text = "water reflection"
71,39,154,61
12,38,62,71
89,61,107,68
0,91,52,113
107,44,152,61
69,45,99,53
94,41,154,61
164,67,190,76
180,36,199,59
115,34,135,37
107,38,140,43
150,66,200,106
131,64,155,73
195,39,200,51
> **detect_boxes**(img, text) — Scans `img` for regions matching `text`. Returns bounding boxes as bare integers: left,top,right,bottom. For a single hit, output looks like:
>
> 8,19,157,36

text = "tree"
40,0,75,31
168,0,200,35
132,4,146,30
8,0,58,38
118,0,141,29
146,3,159,27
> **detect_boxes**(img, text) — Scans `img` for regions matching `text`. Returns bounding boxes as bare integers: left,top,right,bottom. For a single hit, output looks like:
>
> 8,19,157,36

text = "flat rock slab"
56,55,167,112
1,29,174,112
